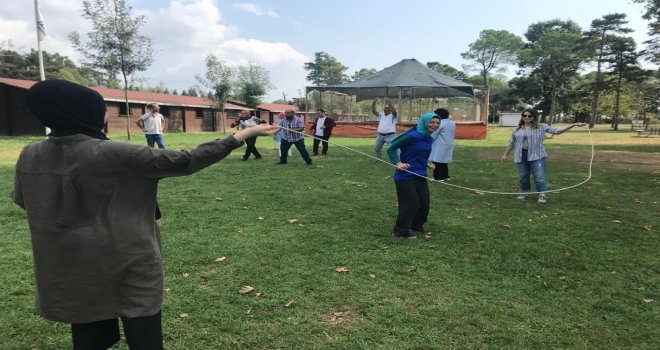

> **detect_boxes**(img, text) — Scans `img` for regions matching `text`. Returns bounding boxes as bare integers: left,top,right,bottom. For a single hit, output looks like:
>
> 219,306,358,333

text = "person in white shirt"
428,108,456,181
371,98,398,160
136,103,166,149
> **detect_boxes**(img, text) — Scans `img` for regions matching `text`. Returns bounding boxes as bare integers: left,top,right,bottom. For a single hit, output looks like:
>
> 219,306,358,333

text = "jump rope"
274,124,594,196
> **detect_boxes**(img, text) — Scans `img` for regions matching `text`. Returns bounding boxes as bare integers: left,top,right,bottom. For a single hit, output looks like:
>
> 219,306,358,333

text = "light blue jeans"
375,133,397,159
515,153,547,192
145,134,165,149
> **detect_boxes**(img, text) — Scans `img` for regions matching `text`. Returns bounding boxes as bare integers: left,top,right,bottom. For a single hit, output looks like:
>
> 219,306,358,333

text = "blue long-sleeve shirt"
387,129,433,181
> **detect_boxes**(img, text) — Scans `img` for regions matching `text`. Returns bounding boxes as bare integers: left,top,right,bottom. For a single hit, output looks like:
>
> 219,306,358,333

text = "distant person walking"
372,98,398,160
428,108,456,181
501,109,586,203
310,108,336,156
136,103,166,149
231,109,263,161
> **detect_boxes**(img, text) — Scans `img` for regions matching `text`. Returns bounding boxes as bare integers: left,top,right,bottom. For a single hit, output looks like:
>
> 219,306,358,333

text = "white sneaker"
516,194,528,200
537,194,547,203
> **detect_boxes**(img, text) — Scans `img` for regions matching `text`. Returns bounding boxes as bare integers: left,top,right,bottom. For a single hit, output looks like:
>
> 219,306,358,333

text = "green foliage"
304,51,349,86
461,29,524,86
351,67,377,81
426,62,468,80
70,0,153,83
235,60,274,108
195,54,234,109
634,0,660,64
518,20,584,121
0,131,658,349
70,0,153,140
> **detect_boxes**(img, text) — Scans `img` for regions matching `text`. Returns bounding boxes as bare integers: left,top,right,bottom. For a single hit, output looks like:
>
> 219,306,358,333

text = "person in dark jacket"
12,79,278,349
310,108,336,156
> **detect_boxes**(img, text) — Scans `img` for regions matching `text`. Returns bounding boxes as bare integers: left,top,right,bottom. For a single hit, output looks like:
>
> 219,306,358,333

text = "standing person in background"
273,112,291,157
387,112,440,238
372,97,398,160
428,108,456,181
136,103,166,149
231,109,263,161
501,109,586,203
277,109,313,166
311,108,336,156
12,79,279,350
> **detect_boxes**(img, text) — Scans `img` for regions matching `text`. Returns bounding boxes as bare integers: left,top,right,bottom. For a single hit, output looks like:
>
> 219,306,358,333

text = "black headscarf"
26,79,108,140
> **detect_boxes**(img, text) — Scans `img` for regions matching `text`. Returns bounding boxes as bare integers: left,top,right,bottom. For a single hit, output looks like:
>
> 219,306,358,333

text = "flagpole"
34,0,49,135
34,0,46,81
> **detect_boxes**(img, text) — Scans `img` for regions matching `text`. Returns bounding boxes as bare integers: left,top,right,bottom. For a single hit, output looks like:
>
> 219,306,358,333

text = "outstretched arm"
371,98,379,117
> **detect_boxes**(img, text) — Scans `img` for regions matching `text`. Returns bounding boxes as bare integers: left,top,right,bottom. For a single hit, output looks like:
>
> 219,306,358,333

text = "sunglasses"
522,114,534,118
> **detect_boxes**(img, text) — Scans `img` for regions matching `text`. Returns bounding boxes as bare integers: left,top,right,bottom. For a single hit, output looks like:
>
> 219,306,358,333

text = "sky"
0,0,654,102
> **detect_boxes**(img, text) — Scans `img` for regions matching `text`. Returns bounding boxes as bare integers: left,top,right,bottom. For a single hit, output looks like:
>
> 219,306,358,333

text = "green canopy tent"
306,58,474,102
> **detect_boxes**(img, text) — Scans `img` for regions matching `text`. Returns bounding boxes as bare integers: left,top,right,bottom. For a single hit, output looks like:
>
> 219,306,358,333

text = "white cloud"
232,3,279,17
0,0,306,101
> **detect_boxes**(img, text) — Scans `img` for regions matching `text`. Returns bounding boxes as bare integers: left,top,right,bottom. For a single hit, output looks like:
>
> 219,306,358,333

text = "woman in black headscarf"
13,80,278,349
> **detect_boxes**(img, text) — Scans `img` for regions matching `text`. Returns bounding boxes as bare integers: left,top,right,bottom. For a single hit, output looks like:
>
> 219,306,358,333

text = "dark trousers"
243,136,261,160
280,139,312,165
432,162,449,180
394,178,430,235
71,311,163,350
312,135,330,155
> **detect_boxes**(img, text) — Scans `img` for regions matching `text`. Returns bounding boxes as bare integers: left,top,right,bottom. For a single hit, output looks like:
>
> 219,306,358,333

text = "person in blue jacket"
387,112,441,237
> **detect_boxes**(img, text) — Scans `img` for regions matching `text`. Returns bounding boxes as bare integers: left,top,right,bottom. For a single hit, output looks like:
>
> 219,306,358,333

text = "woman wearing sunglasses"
501,109,586,203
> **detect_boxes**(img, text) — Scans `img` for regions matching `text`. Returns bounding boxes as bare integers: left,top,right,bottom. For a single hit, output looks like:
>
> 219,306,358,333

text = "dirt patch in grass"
469,148,659,175
591,150,660,174
323,306,356,324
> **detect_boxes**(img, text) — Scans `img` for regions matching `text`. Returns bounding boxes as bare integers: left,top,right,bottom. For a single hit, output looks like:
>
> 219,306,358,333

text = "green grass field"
0,126,658,349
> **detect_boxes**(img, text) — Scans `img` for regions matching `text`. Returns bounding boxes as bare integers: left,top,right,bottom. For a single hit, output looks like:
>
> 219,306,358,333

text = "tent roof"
306,58,474,101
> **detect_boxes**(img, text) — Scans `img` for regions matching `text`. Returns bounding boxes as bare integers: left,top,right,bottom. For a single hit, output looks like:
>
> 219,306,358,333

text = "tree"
304,51,349,85
235,60,273,108
195,54,234,112
518,20,585,123
70,0,153,139
603,36,644,130
580,13,632,127
351,68,377,81
461,30,524,86
426,62,468,80
187,87,198,97
634,0,660,64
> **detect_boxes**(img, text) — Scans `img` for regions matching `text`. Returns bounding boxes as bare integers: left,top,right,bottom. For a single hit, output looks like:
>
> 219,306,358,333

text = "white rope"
277,126,594,196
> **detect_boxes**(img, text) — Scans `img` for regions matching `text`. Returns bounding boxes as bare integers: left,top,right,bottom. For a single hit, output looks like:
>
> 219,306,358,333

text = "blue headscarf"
390,112,439,145
416,112,440,137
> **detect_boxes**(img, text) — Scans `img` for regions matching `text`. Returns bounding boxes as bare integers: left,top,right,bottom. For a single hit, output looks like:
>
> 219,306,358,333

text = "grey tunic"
12,134,242,323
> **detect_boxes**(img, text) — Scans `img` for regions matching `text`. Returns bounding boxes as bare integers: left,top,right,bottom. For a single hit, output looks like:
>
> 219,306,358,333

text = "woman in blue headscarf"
386,112,441,237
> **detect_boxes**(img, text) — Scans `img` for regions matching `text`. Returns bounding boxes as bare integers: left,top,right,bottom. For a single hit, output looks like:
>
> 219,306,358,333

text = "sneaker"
537,194,547,203
516,193,528,200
